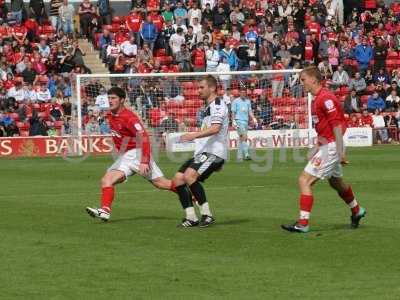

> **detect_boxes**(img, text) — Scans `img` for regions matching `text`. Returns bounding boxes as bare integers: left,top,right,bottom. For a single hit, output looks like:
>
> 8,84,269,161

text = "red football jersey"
312,88,346,144
126,13,142,32
107,108,151,164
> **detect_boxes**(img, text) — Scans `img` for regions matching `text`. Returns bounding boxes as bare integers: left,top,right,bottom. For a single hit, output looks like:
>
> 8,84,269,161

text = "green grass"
1,146,400,299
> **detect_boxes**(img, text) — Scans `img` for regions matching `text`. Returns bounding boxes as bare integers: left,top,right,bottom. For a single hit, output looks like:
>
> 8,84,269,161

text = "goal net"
76,70,312,153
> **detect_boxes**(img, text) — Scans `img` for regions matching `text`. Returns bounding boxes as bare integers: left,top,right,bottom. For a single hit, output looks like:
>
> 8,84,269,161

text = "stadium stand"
0,0,399,143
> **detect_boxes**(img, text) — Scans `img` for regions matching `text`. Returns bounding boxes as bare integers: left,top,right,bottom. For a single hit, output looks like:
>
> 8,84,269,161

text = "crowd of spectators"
1,0,400,143
0,0,95,137
86,0,400,142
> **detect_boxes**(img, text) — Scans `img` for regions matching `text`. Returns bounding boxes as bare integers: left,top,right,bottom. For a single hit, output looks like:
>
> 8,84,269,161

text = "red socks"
101,186,115,213
339,186,360,215
169,181,177,193
298,194,314,226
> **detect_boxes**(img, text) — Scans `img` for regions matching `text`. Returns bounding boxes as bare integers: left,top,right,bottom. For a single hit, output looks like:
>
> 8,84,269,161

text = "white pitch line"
0,185,269,199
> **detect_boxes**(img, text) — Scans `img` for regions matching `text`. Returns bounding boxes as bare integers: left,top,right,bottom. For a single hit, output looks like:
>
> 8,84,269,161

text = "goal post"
75,70,313,154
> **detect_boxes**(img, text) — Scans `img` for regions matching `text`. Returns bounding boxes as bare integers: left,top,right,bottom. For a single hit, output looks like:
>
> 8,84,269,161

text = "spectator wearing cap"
349,72,367,95
367,92,385,113
219,42,238,71
140,15,158,51
354,38,373,74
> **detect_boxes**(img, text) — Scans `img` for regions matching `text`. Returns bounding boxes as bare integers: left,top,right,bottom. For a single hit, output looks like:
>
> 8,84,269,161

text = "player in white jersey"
173,75,229,228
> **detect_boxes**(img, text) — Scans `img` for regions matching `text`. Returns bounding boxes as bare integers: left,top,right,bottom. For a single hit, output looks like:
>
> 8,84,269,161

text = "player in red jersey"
282,67,367,233
86,87,176,221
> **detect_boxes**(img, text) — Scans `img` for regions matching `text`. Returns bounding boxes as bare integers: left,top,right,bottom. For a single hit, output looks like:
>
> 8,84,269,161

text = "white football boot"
86,207,110,221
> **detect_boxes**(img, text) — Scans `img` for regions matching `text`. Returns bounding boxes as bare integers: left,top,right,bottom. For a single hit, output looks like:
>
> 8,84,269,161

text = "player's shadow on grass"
107,215,176,224
215,219,251,226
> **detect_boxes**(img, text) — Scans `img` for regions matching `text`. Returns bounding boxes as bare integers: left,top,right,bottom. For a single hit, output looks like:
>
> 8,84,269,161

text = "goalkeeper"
231,84,257,161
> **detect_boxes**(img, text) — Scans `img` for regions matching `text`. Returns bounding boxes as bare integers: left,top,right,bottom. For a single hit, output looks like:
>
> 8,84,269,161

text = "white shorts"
108,149,164,181
304,142,343,180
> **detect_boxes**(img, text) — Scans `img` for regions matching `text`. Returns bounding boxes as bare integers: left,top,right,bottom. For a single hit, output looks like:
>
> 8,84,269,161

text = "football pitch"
1,146,399,299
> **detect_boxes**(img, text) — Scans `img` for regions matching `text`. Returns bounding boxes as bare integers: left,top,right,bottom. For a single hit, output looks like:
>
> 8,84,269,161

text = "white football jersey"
195,97,229,160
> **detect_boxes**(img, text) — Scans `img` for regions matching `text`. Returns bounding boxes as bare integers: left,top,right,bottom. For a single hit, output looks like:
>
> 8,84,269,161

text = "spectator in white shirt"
188,2,202,26
169,27,186,55
95,88,110,111
385,90,400,112
191,17,202,36
36,83,52,102
372,109,390,143
7,80,25,102
120,35,137,57
38,39,51,58
173,17,188,34
24,83,38,102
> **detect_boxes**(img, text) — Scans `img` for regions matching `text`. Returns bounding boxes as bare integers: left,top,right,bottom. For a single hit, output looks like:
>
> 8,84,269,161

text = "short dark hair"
107,86,126,99
200,75,217,90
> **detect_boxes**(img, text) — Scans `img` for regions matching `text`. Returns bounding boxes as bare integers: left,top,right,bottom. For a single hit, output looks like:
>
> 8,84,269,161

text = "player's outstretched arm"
180,124,222,142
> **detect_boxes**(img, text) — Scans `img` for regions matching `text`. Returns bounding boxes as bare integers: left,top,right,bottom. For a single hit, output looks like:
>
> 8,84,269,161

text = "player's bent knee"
101,171,125,187
173,172,185,186
298,172,316,188
183,172,198,185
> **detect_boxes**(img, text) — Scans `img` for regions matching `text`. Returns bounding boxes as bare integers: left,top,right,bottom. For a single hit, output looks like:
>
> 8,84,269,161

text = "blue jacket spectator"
367,92,385,113
140,17,158,44
354,40,373,71
219,44,239,71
